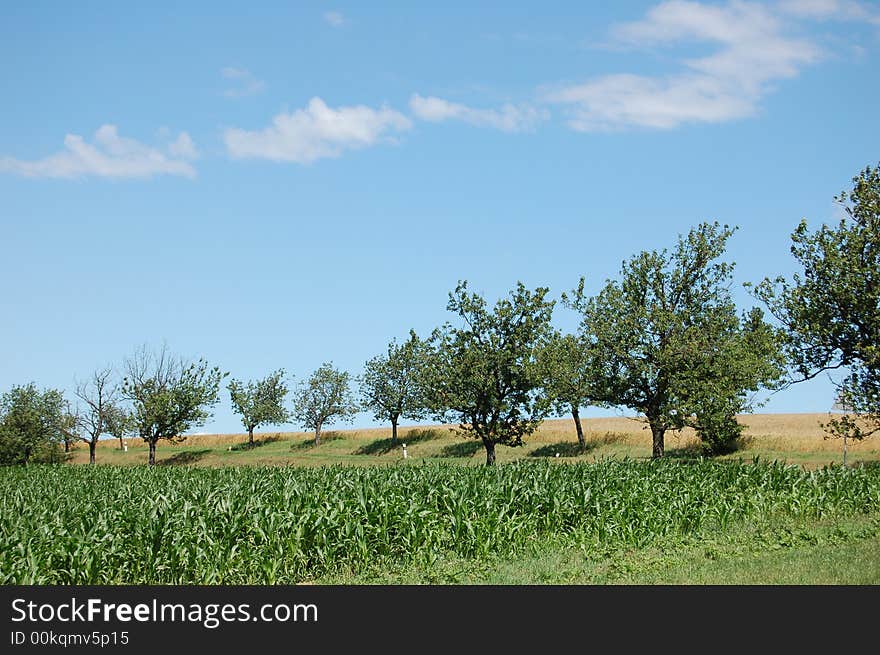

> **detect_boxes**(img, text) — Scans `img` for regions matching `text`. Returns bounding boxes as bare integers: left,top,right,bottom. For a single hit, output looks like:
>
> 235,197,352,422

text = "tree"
751,163,880,444
69,367,125,465
292,363,358,446
121,345,225,465
228,369,290,447
59,402,78,454
423,280,555,465
105,404,136,451
0,383,66,465
359,331,429,446
567,222,785,458
537,331,603,451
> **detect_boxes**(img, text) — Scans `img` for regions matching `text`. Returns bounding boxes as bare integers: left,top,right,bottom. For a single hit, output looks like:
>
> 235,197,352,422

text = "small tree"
567,222,785,458
105,404,136,450
122,345,226,465
424,280,555,465
59,402,78,454
538,331,604,451
359,331,430,446
70,367,125,465
0,383,66,465
751,163,880,445
292,363,358,446
228,369,290,447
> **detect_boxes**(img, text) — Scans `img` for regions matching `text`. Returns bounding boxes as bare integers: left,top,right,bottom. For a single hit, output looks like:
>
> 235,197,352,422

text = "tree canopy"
0,383,67,465
292,363,358,446
752,163,880,442
537,331,604,451
122,345,226,465
360,331,430,445
567,222,785,457
424,280,555,465
228,369,290,447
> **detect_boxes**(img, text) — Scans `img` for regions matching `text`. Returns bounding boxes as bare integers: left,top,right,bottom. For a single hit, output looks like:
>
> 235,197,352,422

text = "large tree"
424,280,555,465
751,163,880,443
537,331,603,451
228,369,290,447
567,222,785,458
292,363,358,446
0,383,66,465
122,345,225,465
359,331,429,446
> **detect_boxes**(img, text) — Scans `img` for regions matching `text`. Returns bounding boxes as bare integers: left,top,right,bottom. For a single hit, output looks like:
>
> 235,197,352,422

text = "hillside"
65,413,880,469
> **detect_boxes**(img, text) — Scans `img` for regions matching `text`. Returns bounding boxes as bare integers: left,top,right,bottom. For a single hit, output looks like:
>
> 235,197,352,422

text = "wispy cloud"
547,0,821,131
777,0,880,23
0,125,198,179
324,11,345,27
221,67,266,98
223,97,412,164
409,94,548,132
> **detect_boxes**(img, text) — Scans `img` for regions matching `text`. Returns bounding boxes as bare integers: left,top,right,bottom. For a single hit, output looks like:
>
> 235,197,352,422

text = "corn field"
2,459,879,584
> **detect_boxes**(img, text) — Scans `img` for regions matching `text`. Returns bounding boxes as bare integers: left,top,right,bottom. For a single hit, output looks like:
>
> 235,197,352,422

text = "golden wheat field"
64,413,880,469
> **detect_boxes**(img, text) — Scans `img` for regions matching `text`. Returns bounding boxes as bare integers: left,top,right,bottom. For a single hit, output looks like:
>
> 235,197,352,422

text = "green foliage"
0,383,67,465
537,332,602,417
691,402,746,455
359,331,430,441
227,369,290,441
104,403,136,445
567,222,785,457
1,460,878,583
752,163,880,442
424,280,556,464
292,362,358,443
121,345,226,465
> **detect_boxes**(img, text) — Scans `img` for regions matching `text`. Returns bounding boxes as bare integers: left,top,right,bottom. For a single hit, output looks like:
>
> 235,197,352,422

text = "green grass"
319,515,880,584
2,459,879,585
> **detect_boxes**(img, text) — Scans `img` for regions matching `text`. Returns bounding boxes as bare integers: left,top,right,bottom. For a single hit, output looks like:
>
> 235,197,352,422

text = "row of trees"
3,164,878,466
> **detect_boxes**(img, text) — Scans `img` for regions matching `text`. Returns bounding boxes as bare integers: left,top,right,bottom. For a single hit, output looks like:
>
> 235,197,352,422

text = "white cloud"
223,97,412,164
221,67,266,98
777,0,880,23
0,125,198,179
409,94,548,132
324,11,345,27
168,132,199,159
548,1,821,131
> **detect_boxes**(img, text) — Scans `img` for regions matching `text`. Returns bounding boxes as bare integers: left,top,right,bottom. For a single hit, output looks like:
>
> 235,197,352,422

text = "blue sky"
2,1,879,435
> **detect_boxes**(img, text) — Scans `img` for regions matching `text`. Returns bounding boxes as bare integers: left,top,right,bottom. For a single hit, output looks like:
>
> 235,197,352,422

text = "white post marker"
402,443,408,459
831,392,853,466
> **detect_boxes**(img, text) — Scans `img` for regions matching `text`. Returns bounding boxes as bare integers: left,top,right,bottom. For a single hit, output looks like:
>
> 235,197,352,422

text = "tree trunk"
483,439,496,466
148,440,157,466
314,424,322,447
391,416,399,446
651,423,665,459
572,405,586,451
248,426,255,447
118,436,124,450
89,441,96,465
64,440,70,453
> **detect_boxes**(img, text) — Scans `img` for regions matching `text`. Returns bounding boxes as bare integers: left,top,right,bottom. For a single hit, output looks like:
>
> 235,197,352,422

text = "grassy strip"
318,514,880,585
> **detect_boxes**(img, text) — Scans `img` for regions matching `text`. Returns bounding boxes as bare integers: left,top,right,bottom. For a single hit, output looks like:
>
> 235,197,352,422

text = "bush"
696,412,745,455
